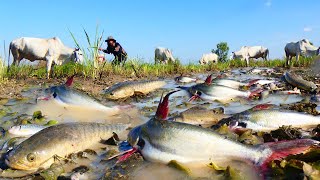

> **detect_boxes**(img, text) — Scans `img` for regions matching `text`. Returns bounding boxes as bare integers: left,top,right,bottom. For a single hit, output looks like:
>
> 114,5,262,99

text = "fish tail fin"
257,139,319,173
248,88,264,98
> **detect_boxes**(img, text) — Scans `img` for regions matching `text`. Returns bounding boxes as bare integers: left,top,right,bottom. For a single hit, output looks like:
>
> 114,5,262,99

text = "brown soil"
0,74,177,100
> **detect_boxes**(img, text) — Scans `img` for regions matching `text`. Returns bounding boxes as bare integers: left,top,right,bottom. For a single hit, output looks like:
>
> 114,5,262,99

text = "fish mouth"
5,158,33,171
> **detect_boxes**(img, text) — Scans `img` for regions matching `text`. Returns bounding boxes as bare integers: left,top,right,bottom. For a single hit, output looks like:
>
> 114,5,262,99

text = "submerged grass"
2,56,318,80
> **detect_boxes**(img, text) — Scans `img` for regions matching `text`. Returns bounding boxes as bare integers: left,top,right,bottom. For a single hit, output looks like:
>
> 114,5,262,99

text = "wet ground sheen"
1,67,320,179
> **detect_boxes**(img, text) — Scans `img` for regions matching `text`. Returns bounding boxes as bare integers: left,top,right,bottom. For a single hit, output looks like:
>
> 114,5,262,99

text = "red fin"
36,96,51,101
252,103,273,110
188,94,200,102
248,89,263,98
65,75,75,87
116,147,138,163
247,79,260,87
155,90,179,120
204,74,213,85
258,139,319,172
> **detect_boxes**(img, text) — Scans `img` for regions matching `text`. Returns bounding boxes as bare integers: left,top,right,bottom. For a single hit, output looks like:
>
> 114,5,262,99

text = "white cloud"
265,0,272,7
303,27,312,32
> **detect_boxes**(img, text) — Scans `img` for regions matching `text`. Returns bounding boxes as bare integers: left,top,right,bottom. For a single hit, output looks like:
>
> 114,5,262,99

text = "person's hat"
105,36,116,42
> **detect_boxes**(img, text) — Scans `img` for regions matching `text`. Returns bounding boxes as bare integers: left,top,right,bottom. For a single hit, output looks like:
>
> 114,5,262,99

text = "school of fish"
2,68,320,179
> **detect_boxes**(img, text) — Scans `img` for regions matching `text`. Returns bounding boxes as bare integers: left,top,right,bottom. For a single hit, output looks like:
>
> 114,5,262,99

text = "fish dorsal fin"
204,74,212,85
65,75,75,87
155,90,179,120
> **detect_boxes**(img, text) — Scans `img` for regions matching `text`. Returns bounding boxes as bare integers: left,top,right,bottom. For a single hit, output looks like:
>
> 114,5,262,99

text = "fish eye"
109,93,114,96
195,91,202,96
137,138,145,148
27,153,36,162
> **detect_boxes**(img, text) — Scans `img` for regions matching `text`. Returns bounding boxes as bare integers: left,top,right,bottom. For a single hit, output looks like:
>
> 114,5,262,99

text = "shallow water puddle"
0,68,316,179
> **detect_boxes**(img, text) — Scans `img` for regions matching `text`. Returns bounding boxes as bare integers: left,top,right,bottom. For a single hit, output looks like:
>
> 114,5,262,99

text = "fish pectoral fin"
133,91,147,96
53,154,74,164
101,132,120,146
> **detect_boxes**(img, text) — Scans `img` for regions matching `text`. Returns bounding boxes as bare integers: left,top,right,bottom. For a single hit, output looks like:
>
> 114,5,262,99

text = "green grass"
2,56,318,80
0,56,5,81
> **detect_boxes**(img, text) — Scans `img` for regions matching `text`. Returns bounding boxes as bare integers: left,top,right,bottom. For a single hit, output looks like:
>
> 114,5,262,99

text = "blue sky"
0,0,319,64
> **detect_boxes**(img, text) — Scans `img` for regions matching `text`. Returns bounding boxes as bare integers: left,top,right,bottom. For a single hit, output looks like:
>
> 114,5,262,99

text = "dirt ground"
0,74,178,99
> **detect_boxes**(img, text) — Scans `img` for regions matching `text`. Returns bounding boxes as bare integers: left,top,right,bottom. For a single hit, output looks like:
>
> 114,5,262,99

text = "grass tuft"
0,56,6,81
2,56,318,80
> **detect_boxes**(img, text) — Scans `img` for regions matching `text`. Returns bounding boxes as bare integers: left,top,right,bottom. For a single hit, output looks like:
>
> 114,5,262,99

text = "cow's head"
301,39,311,45
231,52,236,60
73,48,84,64
199,59,204,65
164,49,175,62
199,56,205,65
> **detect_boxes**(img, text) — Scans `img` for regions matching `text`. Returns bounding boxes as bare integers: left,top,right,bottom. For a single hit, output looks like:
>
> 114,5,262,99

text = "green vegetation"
1,56,318,80
212,42,230,62
69,25,105,79
0,56,5,81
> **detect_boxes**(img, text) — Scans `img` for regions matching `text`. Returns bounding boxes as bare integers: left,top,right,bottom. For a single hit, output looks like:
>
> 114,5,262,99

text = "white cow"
154,47,175,64
285,39,320,67
9,37,84,78
232,46,269,66
199,53,218,65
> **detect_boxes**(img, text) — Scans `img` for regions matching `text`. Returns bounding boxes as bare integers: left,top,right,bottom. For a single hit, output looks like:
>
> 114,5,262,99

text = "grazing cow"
199,53,218,65
154,47,175,64
232,46,269,66
9,37,84,78
285,39,320,67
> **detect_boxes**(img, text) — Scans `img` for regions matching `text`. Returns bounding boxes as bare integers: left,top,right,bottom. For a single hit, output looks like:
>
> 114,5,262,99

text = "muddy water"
0,68,314,179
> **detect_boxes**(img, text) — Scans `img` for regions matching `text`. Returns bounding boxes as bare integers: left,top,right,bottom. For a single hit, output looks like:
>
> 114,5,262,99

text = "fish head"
174,76,181,82
37,86,64,101
104,86,134,100
127,126,143,148
186,87,202,102
5,145,49,171
8,126,22,135
310,85,318,92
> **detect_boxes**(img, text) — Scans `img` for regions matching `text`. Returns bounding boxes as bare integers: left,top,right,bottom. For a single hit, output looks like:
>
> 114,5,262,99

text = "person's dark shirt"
103,42,127,57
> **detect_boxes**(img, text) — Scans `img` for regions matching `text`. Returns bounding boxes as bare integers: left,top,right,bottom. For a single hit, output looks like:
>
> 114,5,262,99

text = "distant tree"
212,42,229,62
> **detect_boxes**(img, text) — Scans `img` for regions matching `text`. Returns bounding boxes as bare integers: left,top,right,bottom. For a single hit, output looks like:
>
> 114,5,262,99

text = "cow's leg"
51,63,55,78
245,57,249,67
295,53,300,67
154,54,159,64
11,50,22,66
46,57,54,79
12,57,22,66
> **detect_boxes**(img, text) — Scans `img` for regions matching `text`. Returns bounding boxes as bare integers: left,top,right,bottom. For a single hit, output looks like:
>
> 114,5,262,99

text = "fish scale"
5,123,128,171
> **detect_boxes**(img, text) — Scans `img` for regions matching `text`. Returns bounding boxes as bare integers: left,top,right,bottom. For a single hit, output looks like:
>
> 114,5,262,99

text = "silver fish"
5,122,128,171
125,92,319,175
